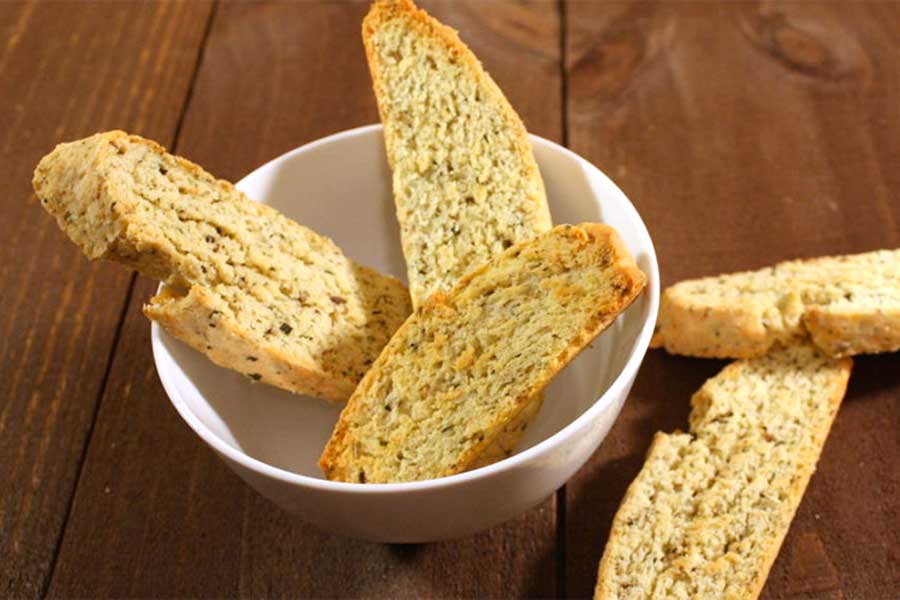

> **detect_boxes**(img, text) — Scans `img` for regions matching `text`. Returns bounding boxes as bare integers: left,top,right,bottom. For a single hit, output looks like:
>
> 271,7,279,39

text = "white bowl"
151,124,659,542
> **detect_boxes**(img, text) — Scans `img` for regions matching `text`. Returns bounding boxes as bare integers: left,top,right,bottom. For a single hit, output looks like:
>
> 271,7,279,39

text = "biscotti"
595,345,852,600
651,249,900,359
320,224,646,483
363,0,552,305
33,131,412,402
364,0,553,462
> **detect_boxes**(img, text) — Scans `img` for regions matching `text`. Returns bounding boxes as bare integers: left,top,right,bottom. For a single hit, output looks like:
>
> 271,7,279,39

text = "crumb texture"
364,0,551,306
652,249,900,358
33,131,412,402
595,346,852,600
320,224,646,483
364,0,553,463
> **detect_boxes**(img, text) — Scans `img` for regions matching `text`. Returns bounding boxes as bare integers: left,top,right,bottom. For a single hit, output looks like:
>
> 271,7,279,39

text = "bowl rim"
151,123,660,494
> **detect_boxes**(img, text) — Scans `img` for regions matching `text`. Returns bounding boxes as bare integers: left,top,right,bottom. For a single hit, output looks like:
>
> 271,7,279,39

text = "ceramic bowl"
152,124,659,542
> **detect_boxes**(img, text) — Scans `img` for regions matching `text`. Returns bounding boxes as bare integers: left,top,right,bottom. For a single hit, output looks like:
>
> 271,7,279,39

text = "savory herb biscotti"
33,131,412,402
364,0,553,462
363,0,552,305
320,224,646,483
651,249,900,359
595,346,852,600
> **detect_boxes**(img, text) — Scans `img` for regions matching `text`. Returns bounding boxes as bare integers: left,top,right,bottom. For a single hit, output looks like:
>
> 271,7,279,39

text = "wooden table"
2,1,897,598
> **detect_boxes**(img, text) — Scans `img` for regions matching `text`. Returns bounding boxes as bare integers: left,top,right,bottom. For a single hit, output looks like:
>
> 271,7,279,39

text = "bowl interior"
153,125,656,480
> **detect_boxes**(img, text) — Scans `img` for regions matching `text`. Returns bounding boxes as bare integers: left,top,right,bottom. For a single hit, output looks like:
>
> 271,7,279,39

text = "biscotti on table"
652,249,900,359
320,224,647,483
595,345,852,600
33,131,412,402
364,0,553,462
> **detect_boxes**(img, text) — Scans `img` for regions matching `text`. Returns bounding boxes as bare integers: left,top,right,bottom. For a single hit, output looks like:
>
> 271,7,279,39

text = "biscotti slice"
595,346,852,600
364,0,553,462
319,223,646,483
33,131,412,402
363,0,552,305
651,249,900,359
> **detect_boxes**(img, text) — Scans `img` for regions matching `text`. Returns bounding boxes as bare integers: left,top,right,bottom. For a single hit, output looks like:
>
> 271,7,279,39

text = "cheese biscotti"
595,346,852,600
320,224,646,483
364,0,552,305
33,131,412,402
651,249,900,359
364,0,553,461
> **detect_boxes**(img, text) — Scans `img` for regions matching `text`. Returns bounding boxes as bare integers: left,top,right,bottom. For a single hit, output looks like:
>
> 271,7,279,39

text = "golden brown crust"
362,0,552,464
745,355,851,600
362,0,548,205
651,249,900,359
362,0,552,305
319,223,646,483
804,305,900,357
445,225,646,475
34,131,412,402
594,431,673,600
145,286,353,402
594,348,852,600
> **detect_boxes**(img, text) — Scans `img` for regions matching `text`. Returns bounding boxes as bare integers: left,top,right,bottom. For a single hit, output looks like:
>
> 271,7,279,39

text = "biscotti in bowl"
152,125,659,541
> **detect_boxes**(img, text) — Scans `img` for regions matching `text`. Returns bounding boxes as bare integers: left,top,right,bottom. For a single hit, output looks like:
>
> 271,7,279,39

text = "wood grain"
47,1,563,598
0,2,213,597
563,1,900,598
6,1,898,597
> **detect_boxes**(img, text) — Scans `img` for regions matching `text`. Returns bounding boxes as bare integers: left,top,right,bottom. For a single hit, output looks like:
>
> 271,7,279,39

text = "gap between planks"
556,0,570,598
39,2,222,598
41,1,574,596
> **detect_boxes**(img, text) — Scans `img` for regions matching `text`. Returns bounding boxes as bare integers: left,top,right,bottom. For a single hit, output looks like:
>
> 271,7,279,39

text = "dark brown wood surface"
1,1,897,598
563,3,900,599
0,2,213,597
46,2,562,599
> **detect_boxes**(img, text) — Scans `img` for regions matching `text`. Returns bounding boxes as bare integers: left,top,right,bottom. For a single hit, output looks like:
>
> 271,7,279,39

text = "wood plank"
47,1,563,597
564,1,900,598
0,2,213,597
